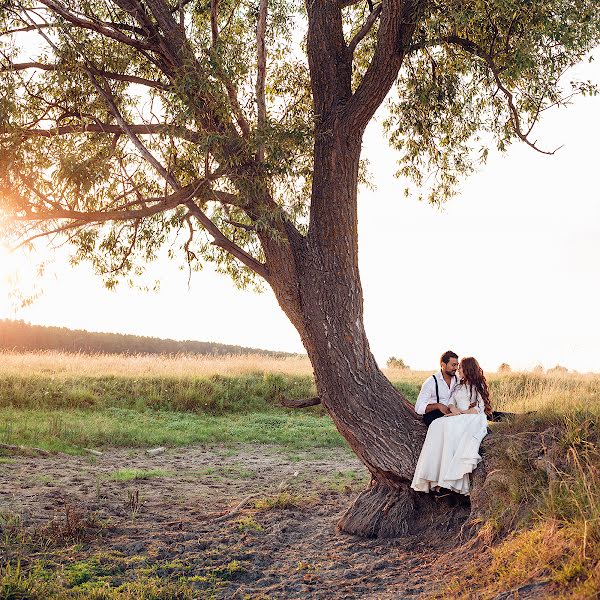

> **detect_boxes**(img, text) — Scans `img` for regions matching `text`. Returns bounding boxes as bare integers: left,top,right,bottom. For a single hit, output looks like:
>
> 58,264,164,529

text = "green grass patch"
232,516,264,533
0,407,346,453
0,373,318,414
107,468,171,482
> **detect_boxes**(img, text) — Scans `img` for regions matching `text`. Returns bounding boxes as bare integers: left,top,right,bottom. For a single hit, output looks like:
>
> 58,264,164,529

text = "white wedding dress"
411,384,488,495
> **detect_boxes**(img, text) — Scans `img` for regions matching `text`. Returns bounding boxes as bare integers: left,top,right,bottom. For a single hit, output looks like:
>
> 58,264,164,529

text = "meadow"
1,350,598,453
1,350,599,598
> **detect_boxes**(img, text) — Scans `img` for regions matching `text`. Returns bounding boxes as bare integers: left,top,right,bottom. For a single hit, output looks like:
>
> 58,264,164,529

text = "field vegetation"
1,350,599,598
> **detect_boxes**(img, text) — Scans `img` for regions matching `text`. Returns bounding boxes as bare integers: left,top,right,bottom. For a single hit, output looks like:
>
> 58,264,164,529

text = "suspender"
432,373,440,402
432,372,457,402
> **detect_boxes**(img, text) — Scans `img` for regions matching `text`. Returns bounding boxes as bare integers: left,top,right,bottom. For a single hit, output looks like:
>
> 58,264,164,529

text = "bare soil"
1,445,475,598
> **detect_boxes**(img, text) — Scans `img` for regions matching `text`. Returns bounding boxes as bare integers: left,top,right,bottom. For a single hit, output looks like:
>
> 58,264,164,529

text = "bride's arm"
462,390,486,414
457,388,482,414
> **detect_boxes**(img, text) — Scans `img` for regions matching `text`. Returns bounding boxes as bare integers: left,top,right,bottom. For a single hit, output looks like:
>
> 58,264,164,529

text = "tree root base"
338,483,471,539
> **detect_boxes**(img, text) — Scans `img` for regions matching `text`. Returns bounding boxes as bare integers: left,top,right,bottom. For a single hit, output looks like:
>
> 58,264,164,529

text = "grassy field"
1,350,599,598
0,350,598,453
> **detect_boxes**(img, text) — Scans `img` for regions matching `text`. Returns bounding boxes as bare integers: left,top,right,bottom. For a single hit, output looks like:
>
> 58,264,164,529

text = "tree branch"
185,200,269,279
256,0,268,160
211,0,219,46
36,0,157,53
279,396,321,408
347,3,382,57
344,0,425,132
1,122,202,143
443,34,559,155
13,182,201,224
224,219,255,231
0,62,168,90
305,0,350,124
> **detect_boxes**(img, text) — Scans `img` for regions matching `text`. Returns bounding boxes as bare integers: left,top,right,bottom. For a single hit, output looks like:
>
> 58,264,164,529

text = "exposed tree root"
337,482,470,538
278,397,321,408
212,494,259,523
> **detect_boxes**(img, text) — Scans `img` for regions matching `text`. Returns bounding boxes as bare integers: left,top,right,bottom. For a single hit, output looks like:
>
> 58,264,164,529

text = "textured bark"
250,0,450,537
258,125,463,536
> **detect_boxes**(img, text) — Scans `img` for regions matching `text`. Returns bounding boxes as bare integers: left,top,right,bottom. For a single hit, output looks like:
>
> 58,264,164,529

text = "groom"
414,350,460,426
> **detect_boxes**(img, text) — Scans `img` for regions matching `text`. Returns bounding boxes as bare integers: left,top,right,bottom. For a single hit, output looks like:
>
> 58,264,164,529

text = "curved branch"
1,123,202,143
344,0,425,132
347,3,382,57
0,62,168,90
36,0,157,53
443,34,559,155
13,182,200,224
185,200,269,280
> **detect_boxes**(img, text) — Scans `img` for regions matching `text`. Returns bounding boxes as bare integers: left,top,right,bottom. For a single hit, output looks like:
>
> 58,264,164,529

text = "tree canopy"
1,0,598,287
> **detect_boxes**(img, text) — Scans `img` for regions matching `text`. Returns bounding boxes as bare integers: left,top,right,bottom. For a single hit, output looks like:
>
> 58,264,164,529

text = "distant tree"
386,357,409,370
0,319,293,357
498,363,512,374
1,0,598,537
532,365,545,374
547,364,569,374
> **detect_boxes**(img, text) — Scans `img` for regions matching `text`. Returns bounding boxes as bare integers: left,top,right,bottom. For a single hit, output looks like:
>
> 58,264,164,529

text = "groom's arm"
414,378,450,415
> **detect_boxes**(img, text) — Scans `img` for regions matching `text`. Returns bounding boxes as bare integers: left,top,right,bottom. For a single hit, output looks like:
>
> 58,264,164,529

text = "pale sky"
1,59,599,373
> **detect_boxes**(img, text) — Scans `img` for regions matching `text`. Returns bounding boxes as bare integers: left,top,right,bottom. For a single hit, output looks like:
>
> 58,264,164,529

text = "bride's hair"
460,357,492,416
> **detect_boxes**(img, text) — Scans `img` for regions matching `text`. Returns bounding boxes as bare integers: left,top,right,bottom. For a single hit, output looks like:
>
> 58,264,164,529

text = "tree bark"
259,122,461,537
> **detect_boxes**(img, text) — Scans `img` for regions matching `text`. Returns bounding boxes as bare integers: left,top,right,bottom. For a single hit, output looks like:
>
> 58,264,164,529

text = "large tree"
1,0,598,536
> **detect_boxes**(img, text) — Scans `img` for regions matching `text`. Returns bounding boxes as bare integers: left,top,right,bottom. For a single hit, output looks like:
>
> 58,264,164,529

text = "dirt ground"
0,444,540,599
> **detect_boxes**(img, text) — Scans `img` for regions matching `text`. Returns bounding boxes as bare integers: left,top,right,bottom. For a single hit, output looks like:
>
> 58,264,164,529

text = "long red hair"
460,357,492,416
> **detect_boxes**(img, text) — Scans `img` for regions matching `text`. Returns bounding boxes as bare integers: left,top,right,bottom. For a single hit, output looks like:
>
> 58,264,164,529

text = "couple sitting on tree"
411,351,492,496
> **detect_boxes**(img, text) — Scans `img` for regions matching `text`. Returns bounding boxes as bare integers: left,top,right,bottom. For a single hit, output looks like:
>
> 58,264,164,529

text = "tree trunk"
261,127,466,537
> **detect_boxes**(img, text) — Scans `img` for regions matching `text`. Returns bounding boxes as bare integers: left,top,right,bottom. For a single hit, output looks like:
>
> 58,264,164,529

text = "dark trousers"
423,409,445,427
423,409,513,427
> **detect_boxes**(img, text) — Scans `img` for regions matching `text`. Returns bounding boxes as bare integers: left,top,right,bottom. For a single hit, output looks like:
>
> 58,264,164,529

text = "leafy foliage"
385,0,600,203
0,0,598,286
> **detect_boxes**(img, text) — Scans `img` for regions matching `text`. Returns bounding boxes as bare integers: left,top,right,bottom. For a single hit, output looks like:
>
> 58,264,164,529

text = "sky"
1,59,599,373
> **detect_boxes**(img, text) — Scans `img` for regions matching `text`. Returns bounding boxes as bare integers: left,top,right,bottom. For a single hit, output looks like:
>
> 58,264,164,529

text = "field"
1,351,599,598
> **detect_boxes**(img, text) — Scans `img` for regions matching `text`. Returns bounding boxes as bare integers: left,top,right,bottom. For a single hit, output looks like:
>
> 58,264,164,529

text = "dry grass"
490,372,600,416
2,350,599,416
0,349,314,378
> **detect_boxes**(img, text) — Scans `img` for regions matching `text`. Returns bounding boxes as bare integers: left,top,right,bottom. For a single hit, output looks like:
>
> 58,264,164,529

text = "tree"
387,357,409,370
497,362,511,374
1,0,598,537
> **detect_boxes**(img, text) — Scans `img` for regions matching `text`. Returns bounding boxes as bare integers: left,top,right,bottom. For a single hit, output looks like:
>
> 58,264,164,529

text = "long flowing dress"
411,383,488,495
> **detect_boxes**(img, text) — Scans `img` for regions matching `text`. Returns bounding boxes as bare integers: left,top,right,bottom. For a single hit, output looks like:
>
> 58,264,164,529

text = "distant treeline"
0,319,296,357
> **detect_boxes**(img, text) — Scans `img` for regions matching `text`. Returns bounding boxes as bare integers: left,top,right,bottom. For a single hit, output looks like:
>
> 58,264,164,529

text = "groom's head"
440,350,459,376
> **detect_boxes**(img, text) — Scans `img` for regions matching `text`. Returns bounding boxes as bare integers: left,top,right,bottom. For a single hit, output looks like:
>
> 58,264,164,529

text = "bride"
411,356,492,495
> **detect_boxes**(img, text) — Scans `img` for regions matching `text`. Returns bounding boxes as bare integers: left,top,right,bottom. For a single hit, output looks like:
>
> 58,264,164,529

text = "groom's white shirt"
414,371,460,415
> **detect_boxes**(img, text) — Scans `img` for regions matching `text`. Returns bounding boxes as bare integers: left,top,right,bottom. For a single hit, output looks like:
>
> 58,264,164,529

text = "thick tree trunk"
260,127,466,537
256,1,453,536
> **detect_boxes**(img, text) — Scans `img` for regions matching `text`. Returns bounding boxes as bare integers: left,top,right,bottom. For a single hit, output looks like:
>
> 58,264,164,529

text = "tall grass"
0,350,314,377
443,412,600,599
489,373,600,416
0,371,317,413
